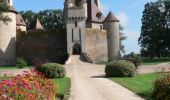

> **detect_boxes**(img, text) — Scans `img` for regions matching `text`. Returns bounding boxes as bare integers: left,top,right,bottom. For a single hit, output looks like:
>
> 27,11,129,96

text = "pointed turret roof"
104,11,119,22
35,18,44,30
16,14,26,26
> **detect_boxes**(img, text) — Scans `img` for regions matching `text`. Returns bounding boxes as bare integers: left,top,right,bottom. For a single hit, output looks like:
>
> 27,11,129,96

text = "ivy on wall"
0,0,11,23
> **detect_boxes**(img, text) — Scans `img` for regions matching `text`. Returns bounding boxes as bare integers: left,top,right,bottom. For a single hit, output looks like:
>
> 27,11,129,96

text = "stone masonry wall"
17,31,67,64
86,28,108,63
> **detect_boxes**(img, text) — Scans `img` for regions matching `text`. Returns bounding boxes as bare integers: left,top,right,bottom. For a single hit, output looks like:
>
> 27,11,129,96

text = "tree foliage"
119,26,127,54
19,9,65,33
139,0,170,58
0,0,11,23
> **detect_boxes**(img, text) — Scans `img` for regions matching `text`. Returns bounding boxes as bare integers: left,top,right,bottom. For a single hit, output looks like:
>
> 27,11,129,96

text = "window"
100,25,103,30
75,22,78,27
72,29,74,42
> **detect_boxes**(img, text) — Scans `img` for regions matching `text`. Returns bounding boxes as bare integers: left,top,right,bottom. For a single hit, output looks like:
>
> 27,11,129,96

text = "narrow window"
75,22,78,27
72,29,74,42
79,29,81,41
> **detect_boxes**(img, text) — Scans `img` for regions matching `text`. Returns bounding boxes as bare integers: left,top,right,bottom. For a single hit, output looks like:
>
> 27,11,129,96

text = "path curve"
137,63,170,74
65,56,143,100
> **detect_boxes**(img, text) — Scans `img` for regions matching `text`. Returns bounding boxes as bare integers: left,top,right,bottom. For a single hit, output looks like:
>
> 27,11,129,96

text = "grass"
97,58,170,66
110,73,168,100
0,66,32,70
54,77,71,98
142,59,170,65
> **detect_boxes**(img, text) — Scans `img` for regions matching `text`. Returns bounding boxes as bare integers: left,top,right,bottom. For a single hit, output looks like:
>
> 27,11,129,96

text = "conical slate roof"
104,11,119,22
16,14,26,26
35,18,44,30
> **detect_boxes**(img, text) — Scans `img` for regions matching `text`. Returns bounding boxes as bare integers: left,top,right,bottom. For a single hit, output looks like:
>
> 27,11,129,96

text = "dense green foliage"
19,9,65,32
153,74,170,100
0,0,11,23
37,63,66,79
123,52,142,68
110,73,166,99
119,26,127,54
105,60,136,77
139,0,170,58
16,57,28,69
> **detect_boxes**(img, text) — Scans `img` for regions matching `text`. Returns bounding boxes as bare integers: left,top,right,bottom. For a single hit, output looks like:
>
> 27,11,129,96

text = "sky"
13,0,156,54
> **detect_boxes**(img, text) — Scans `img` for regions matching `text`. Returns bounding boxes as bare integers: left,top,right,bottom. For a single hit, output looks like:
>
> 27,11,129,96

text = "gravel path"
0,68,30,76
65,56,143,100
137,63,170,74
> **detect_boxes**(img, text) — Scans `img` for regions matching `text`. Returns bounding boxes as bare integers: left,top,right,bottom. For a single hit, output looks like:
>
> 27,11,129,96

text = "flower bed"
0,71,57,100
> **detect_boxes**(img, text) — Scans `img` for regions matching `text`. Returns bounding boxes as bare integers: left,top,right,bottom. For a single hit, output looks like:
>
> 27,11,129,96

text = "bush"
153,74,170,100
16,57,27,69
37,63,66,79
105,60,136,77
126,57,142,68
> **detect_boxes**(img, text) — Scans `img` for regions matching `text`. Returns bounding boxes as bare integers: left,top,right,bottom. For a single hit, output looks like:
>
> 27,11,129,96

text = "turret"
0,0,17,66
103,11,120,61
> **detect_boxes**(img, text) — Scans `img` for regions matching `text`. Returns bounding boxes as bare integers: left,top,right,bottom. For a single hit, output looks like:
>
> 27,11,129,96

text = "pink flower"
2,94,7,100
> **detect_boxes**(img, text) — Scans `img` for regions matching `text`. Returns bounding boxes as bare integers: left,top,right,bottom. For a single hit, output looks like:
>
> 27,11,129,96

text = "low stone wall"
86,28,108,63
16,30,67,64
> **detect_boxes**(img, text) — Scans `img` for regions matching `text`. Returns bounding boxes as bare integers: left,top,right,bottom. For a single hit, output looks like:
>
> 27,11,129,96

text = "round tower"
0,0,17,66
103,11,120,62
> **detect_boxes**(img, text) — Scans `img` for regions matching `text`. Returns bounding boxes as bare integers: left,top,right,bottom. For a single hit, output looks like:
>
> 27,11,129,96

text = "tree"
119,26,127,54
20,9,65,33
139,2,165,58
0,0,11,23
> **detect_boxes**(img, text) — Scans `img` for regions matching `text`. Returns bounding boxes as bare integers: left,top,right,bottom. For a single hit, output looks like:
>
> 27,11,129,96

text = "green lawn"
54,77,71,98
110,73,168,100
0,66,32,70
142,59,170,65
97,59,170,66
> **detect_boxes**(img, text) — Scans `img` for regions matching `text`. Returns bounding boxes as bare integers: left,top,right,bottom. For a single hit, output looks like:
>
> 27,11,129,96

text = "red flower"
0,91,2,94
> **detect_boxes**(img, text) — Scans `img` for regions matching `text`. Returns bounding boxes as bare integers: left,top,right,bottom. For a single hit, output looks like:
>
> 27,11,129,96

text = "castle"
0,0,120,66
64,0,120,62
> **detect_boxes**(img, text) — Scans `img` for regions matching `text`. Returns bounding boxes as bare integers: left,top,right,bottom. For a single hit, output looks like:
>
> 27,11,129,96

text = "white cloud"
123,30,141,54
116,12,129,27
100,3,110,15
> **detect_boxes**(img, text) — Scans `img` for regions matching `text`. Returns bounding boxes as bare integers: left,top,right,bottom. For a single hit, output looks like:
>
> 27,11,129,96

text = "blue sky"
13,0,155,54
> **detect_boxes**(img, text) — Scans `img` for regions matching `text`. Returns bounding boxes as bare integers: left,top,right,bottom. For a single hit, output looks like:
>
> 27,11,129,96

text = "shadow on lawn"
137,91,153,100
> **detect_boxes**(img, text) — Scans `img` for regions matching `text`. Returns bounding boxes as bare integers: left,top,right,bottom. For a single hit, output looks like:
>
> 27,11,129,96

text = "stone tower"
0,0,17,66
64,0,87,55
103,11,120,61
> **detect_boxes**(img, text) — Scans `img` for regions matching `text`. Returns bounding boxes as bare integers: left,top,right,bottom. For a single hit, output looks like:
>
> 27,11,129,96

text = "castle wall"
0,12,16,66
91,23,103,29
17,31,67,64
85,28,108,63
16,25,26,32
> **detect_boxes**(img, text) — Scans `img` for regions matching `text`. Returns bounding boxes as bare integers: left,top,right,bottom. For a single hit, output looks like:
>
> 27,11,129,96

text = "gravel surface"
65,56,144,100
137,63,170,74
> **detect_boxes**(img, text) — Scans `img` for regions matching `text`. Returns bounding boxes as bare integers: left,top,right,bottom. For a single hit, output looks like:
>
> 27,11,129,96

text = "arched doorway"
72,43,81,55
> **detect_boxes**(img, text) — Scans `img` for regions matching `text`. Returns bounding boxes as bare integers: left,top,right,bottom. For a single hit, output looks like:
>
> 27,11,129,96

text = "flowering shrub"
153,74,170,100
0,71,57,100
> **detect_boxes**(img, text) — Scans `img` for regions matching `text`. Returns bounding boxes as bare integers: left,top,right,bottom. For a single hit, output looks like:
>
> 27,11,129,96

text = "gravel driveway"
65,56,143,100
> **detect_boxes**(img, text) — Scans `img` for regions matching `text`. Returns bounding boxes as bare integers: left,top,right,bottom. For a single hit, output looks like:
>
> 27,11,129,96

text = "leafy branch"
0,0,12,23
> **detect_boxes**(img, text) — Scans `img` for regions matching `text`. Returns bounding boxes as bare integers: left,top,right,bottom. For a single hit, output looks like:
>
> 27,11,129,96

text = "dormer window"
96,12,102,19
75,0,81,6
